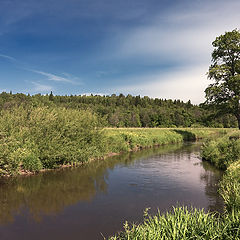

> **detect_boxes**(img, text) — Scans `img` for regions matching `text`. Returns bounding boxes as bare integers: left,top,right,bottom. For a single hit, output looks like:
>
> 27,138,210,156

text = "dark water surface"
0,142,224,240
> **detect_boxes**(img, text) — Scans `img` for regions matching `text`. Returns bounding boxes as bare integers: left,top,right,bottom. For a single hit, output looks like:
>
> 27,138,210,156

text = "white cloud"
103,0,240,103
113,3,240,64
31,82,53,92
80,92,107,96
107,65,209,104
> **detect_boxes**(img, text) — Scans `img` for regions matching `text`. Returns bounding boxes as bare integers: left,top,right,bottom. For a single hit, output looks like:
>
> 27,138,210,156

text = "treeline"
0,91,237,128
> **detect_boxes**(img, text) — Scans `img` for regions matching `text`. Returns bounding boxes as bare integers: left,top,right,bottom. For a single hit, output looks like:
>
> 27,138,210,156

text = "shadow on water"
173,130,197,140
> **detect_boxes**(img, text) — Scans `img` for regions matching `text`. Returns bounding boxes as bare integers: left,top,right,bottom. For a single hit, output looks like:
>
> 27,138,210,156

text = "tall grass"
105,128,228,153
219,160,240,212
201,131,240,212
201,131,240,170
108,207,240,240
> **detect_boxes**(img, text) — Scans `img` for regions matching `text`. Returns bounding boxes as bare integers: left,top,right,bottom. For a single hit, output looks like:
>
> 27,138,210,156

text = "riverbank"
104,128,229,153
201,131,240,212
0,106,230,176
107,131,240,240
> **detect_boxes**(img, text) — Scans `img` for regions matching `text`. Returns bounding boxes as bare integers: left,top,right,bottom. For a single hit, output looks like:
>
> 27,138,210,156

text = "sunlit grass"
108,207,240,240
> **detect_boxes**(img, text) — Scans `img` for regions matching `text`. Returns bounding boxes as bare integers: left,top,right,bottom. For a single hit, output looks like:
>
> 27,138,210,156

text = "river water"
0,142,224,240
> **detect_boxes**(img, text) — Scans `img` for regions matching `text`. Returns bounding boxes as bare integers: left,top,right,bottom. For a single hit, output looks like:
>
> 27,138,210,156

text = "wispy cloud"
101,0,240,103
0,53,81,85
28,69,82,85
109,1,240,65
31,70,74,83
0,54,17,62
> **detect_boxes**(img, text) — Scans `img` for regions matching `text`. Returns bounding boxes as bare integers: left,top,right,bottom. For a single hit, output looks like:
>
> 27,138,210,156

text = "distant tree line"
0,91,237,128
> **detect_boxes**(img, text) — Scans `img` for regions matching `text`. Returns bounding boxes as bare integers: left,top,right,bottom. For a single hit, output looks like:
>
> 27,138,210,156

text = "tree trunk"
237,115,240,130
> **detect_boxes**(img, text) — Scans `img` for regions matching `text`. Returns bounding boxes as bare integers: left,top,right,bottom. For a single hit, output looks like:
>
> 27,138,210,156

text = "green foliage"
108,207,240,240
0,91,237,128
0,111,225,176
0,137,21,176
219,160,240,212
105,129,183,152
105,128,225,153
201,130,240,212
201,132,240,169
0,106,106,176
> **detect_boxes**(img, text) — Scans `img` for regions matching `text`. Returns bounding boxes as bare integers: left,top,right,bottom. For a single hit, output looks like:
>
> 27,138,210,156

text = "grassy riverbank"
201,131,240,212
108,131,240,240
104,128,229,153
108,207,240,240
0,106,232,176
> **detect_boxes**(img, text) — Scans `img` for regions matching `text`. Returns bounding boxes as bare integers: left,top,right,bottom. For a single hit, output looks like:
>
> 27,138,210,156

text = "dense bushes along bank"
108,131,240,240
0,107,105,176
0,106,229,176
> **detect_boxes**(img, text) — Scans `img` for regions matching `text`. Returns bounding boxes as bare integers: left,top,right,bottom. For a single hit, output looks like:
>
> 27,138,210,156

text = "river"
0,141,224,240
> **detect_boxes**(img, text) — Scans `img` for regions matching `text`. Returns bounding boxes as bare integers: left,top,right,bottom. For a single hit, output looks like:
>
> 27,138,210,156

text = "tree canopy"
205,29,240,128
0,91,237,128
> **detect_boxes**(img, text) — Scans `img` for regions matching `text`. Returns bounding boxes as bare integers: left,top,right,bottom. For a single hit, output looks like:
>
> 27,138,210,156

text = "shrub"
0,106,106,175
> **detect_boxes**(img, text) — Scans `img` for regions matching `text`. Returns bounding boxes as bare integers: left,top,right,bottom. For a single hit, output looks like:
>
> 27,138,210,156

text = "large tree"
205,29,240,128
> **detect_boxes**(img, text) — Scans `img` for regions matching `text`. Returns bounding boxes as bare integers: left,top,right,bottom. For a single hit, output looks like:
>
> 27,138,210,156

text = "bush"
201,135,240,170
0,106,106,175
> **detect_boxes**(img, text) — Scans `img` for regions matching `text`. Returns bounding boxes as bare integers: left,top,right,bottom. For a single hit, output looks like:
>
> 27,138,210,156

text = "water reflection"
0,143,184,224
200,161,224,213
0,141,224,240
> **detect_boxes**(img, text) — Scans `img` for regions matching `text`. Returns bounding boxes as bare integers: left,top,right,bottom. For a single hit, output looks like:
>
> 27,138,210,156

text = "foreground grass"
108,207,240,240
107,130,240,240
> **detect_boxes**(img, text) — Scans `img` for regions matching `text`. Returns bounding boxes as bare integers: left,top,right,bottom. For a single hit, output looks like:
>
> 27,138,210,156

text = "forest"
0,91,237,128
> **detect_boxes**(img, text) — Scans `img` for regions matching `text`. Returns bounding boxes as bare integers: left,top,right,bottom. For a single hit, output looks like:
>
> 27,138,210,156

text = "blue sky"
0,0,239,103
